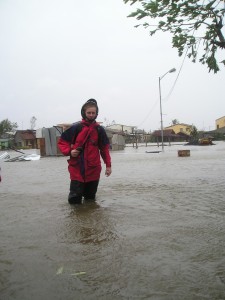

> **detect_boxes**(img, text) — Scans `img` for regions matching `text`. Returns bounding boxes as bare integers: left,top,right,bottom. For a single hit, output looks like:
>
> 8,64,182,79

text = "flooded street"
1,142,225,300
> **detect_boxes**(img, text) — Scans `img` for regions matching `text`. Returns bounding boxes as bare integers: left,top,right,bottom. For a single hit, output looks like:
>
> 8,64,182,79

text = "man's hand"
71,149,81,157
105,167,112,177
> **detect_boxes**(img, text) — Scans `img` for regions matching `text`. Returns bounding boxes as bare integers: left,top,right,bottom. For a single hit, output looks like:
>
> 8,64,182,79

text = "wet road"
1,142,225,300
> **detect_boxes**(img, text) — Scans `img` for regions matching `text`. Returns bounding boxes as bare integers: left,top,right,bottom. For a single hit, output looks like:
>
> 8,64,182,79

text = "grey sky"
0,0,224,132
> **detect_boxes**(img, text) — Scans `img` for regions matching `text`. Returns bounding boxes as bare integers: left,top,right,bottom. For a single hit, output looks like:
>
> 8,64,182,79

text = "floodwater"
0,142,225,300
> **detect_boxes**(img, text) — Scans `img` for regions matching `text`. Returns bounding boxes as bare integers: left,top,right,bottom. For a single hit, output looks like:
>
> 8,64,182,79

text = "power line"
137,51,187,128
137,0,207,127
163,47,188,102
137,98,159,128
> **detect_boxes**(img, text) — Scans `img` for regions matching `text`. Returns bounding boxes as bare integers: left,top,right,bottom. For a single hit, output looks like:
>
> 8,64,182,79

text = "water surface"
1,142,225,299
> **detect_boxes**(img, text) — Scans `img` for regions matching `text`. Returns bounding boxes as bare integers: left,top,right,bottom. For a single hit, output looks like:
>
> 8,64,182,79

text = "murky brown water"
1,142,225,300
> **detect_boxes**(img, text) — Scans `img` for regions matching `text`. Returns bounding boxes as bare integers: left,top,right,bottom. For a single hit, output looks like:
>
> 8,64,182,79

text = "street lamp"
159,68,176,151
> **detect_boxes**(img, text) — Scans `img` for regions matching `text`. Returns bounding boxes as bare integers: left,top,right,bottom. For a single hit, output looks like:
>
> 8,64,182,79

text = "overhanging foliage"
124,0,225,73
0,119,18,137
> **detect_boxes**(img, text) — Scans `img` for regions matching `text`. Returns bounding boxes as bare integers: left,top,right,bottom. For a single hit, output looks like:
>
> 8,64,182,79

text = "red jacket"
58,120,111,182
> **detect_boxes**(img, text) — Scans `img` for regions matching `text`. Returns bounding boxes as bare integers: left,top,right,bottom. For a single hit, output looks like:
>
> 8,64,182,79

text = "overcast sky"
0,0,224,132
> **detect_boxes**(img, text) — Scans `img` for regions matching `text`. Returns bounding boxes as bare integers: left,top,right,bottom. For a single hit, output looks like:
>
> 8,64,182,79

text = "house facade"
216,116,225,129
165,123,193,135
14,130,37,149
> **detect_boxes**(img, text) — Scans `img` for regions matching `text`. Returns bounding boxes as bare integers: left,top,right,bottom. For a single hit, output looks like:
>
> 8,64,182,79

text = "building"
151,129,191,143
165,123,193,135
152,129,177,143
204,127,225,141
216,116,225,129
106,124,137,134
0,139,10,150
14,130,37,149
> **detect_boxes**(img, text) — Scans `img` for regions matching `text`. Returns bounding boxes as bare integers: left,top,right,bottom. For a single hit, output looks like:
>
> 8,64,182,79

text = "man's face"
85,106,97,121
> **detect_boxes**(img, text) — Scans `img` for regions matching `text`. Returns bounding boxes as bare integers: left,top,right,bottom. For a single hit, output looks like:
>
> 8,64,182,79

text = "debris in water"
56,266,64,275
70,272,86,276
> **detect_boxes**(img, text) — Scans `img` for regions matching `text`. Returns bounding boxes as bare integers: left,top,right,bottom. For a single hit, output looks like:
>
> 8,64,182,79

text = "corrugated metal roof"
152,129,176,137
20,132,36,140
15,130,36,140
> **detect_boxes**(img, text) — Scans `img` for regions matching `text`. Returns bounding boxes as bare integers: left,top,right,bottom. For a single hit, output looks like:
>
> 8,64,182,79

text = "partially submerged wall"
36,127,62,156
111,134,125,151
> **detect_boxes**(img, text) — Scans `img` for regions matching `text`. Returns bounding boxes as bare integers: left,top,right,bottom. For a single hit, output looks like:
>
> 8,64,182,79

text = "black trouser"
68,180,99,204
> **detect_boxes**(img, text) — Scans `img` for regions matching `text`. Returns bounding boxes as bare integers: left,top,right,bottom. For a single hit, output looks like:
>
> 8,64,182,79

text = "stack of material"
0,152,10,160
4,154,41,162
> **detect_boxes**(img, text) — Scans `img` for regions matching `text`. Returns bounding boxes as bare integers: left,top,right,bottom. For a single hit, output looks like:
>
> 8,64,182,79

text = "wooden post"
39,138,46,156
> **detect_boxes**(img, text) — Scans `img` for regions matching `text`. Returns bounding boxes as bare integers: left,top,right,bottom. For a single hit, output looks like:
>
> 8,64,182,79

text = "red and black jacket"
58,120,111,182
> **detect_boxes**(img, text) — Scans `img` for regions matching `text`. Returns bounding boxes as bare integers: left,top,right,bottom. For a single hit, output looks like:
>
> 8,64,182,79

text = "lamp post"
158,68,176,151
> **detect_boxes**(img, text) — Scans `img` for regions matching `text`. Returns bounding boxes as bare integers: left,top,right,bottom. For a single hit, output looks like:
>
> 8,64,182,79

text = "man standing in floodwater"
58,99,112,204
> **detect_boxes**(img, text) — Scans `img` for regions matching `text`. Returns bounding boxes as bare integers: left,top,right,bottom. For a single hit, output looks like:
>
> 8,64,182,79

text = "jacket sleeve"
98,127,111,167
58,137,71,156
57,124,79,156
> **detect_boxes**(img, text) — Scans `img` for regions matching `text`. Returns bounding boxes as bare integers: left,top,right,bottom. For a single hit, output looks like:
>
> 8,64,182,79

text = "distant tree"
190,125,199,142
30,116,37,130
0,119,18,137
124,0,225,73
172,119,179,125
213,132,225,140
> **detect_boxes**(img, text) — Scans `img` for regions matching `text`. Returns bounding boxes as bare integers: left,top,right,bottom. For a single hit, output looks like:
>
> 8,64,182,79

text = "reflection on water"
60,202,119,245
0,142,225,299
